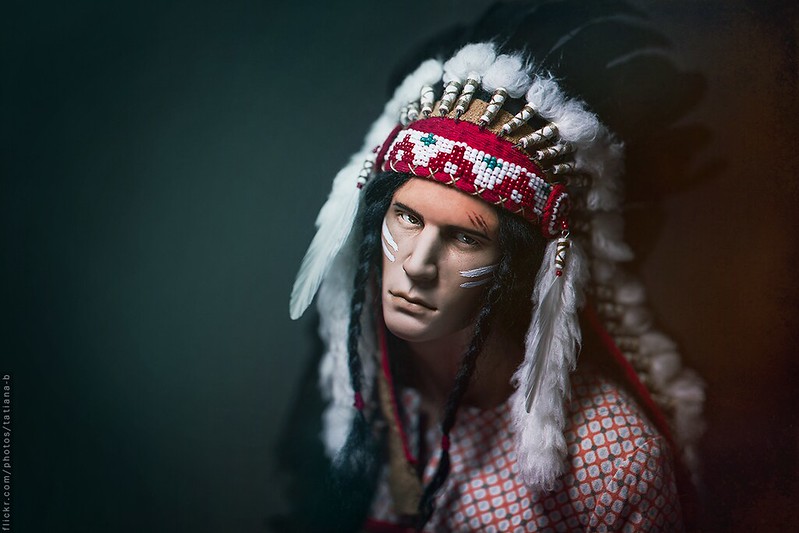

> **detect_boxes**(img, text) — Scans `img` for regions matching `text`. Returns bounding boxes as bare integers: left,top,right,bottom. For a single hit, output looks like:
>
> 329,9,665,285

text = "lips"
389,290,437,311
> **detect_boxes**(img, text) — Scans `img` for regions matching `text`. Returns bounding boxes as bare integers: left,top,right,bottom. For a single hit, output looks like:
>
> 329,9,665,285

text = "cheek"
381,252,396,287
439,274,488,325
457,262,498,288
381,219,399,263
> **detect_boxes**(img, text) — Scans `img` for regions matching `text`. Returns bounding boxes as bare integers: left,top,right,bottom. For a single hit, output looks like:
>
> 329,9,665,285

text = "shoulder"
550,369,683,531
567,369,660,457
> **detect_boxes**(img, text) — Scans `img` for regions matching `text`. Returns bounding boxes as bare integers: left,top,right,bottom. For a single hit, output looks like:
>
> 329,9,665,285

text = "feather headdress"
291,43,704,493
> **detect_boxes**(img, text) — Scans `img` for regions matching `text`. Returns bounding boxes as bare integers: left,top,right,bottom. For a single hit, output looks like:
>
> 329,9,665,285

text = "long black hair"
344,170,544,530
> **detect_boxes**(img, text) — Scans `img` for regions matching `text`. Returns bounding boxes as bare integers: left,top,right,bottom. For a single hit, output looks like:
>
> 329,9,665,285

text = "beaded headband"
378,117,570,237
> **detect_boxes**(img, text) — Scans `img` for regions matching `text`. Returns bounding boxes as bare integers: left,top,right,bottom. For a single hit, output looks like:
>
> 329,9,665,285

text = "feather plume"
317,233,378,457
310,58,441,456
590,212,633,262
619,306,653,333
442,42,497,83
391,59,443,113
289,59,442,320
510,238,587,487
525,75,565,120
667,370,706,443
523,273,564,412
615,279,645,305
649,351,681,388
639,330,677,354
482,54,531,97
289,155,366,320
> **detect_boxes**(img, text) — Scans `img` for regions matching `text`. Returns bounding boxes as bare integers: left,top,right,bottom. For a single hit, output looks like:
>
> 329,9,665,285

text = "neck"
403,326,522,415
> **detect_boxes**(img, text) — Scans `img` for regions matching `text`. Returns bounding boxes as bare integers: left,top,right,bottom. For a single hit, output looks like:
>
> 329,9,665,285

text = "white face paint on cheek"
381,219,398,262
459,263,498,288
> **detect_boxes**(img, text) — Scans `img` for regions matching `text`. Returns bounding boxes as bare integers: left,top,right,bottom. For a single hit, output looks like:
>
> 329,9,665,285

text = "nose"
402,228,439,283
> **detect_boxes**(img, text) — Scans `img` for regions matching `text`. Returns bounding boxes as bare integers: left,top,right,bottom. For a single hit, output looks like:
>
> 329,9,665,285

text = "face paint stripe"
459,263,498,278
460,279,491,288
381,240,396,262
382,219,399,251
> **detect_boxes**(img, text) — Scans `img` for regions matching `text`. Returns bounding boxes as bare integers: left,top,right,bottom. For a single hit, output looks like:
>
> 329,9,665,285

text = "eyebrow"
391,201,493,241
392,202,422,221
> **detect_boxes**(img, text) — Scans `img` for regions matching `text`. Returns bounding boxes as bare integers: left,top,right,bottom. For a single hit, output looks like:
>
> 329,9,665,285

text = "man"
286,42,702,531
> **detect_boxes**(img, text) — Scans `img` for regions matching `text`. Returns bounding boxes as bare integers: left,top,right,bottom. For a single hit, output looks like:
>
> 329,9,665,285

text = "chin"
383,311,434,342
383,308,473,345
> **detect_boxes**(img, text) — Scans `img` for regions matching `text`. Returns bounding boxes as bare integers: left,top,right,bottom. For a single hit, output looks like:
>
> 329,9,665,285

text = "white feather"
522,274,564,412
482,54,531,97
614,279,645,305
289,155,366,320
525,75,565,120
443,42,497,83
639,330,677,354
550,100,600,146
591,212,633,262
289,59,443,320
619,306,653,333
525,75,625,215
584,136,624,211
310,58,442,456
391,59,443,111
666,370,706,444
317,233,378,458
648,351,681,388
590,257,618,284
316,233,359,455
510,239,587,487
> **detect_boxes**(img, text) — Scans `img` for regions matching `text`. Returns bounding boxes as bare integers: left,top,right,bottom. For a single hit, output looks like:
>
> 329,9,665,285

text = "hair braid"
346,172,411,405
329,172,412,528
337,172,411,479
345,226,375,403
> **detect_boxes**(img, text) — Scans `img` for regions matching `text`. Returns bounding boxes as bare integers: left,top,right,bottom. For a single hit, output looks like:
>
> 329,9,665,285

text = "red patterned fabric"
367,369,683,532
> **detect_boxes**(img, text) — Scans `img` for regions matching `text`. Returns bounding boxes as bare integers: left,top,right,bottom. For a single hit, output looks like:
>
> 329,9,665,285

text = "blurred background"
2,0,797,531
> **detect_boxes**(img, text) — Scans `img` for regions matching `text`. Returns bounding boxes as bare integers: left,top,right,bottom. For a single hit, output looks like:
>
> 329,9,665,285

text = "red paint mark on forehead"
468,212,490,233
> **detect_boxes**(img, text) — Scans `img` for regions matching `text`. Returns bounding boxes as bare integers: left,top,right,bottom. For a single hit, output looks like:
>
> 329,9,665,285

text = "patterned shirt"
367,369,683,532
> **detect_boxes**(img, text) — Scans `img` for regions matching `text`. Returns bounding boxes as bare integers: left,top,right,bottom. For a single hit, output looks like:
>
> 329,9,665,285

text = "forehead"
392,179,499,232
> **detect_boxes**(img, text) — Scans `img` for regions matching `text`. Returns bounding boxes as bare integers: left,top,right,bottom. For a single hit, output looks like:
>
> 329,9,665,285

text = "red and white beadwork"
379,118,569,238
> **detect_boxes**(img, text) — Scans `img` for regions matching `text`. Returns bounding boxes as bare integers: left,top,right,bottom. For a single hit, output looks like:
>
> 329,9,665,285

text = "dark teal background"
2,1,488,531
3,1,798,532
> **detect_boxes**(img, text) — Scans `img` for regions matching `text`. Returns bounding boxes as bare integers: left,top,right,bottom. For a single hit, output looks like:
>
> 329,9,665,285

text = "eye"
455,232,480,247
399,212,421,226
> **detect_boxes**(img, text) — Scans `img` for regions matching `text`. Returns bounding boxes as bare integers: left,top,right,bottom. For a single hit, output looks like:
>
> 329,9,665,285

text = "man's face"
381,179,501,344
